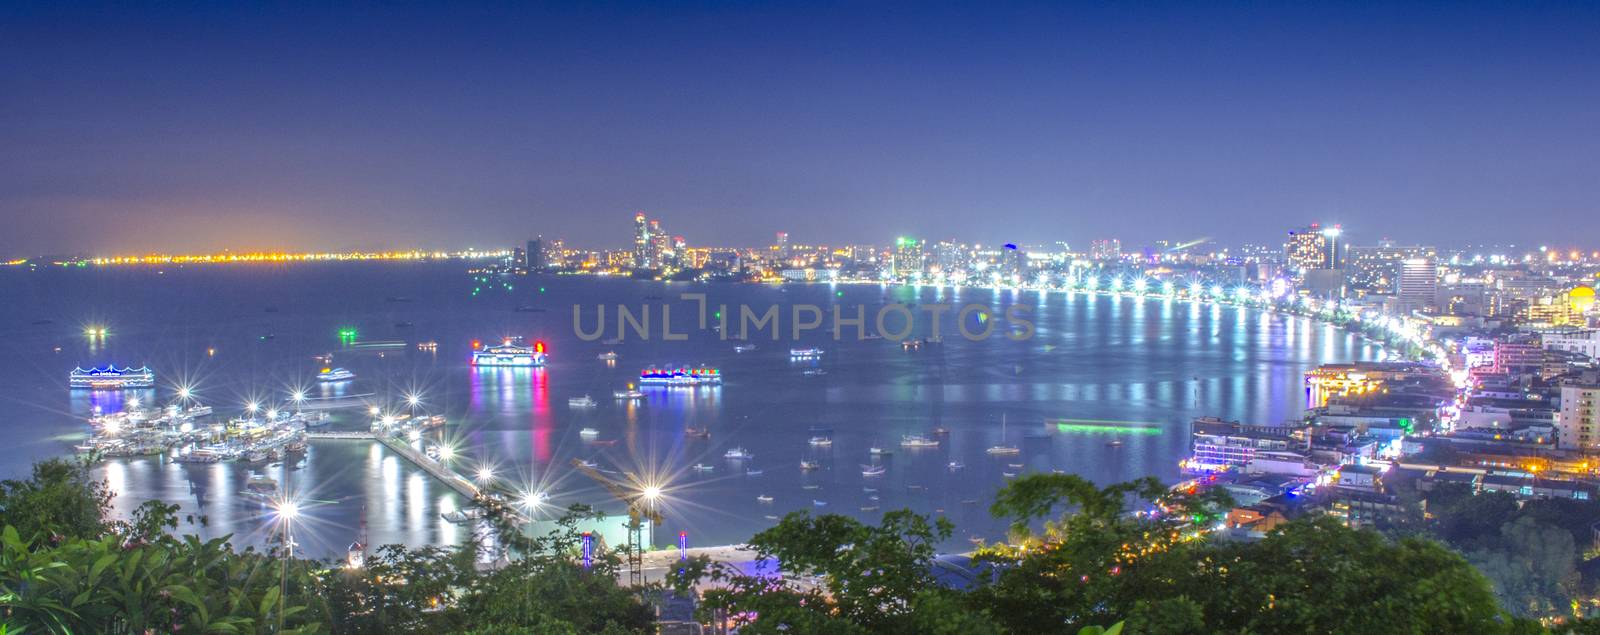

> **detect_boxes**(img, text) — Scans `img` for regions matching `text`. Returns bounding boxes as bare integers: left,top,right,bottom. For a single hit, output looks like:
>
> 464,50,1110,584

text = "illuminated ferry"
316,367,356,382
638,366,722,386
69,366,155,390
471,339,547,367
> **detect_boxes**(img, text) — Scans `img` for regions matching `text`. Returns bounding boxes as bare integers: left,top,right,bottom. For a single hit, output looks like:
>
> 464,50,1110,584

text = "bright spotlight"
266,409,279,419
406,394,421,407
292,391,306,403
275,499,300,520
641,485,662,500
177,387,192,400
522,491,549,508
368,406,381,416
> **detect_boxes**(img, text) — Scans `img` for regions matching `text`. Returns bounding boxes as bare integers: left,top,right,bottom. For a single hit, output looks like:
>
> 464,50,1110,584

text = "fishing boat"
723,447,752,460
799,460,820,471
1106,439,1124,447
568,395,597,408
316,367,356,383
756,494,774,503
986,413,1021,456
862,464,886,476
597,351,619,361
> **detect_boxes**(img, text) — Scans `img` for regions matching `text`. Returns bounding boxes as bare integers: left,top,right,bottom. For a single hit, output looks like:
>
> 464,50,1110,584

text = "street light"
476,466,496,483
246,402,260,414
406,393,422,408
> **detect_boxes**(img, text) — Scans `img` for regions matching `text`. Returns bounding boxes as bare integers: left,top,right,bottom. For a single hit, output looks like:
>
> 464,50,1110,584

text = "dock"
306,429,527,523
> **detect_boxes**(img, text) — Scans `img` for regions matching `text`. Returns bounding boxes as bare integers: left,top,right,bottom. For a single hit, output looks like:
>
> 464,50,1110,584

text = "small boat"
317,367,355,383
686,427,711,439
764,515,780,520
813,500,828,507
789,347,824,358
613,388,645,400
692,463,714,473
244,475,278,495
860,505,880,512
868,495,879,501
597,351,619,361
803,368,827,376
1008,463,1024,469
802,484,820,490
579,428,600,437
870,447,892,456
724,447,752,460
862,487,878,493
900,434,939,448
568,395,597,408
931,427,949,436
799,460,820,471
862,465,886,476
1002,472,1018,479
1106,440,1124,447
746,468,764,476
601,337,623,345
576,459,599,469
441,508,486,524
592,439,618,447
808,436,833,446
987,413,1020,455
734,344,757,353
757,494,774,503
947,461,964,471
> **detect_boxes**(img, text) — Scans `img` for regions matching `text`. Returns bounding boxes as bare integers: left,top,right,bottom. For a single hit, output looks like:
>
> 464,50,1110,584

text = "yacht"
597,351,619,361
316,367,356,383
723,447,752,460
568,395,597,408
900,434,939,449
986,413,1020,456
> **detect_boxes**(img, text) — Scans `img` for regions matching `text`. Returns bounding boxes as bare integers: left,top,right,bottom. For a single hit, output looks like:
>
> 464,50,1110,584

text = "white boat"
734,344,757,353
870,447,892,456
577,459,598,469
441,508,486,524
746,468,764,476
692,463,715,473
789,347,824,358
612,388,645,400
813,500,828,507
568,395,597,408
947,461,965,471
987,413,1020,456
862,464,886,476
803,369,827,376
808,436,833,446
900,434,939,448
724,447,752,460
799,460,820,471
756,494,774,503
316,367,355,382
597,351,619,361
579,428,600,437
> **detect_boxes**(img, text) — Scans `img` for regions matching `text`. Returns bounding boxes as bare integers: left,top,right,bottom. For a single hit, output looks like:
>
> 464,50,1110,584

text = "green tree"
0,458,111,543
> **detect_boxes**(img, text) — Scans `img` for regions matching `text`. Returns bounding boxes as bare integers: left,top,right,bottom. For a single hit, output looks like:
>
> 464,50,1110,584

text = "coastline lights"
245,401,260,414
406,393,422,408
1188,282,1203,296
1162,280,1175,296
1133,278,1149,294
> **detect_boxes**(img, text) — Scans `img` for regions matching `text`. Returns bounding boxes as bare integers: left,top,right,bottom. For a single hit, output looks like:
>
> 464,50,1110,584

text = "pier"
306,430,528,523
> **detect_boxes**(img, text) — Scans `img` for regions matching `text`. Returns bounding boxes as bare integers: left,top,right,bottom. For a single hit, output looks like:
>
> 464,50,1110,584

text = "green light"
714,311,722,320
539,287,546,293
1054,419,1162,435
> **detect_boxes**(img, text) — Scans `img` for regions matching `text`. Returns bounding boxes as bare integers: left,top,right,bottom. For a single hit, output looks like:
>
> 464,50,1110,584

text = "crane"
571,459,663,586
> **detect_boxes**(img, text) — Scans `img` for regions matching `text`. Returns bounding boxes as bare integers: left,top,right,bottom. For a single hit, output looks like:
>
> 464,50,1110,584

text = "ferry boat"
597,351,619,361
639,366,722,386
799,460,820,471
568,395,597,408
789,347,824,358
900,435,939,448
471,339,546,367
808,436,833,446
723,447,752,460
316,367,356,383
69,366,155,390
613,388,645,400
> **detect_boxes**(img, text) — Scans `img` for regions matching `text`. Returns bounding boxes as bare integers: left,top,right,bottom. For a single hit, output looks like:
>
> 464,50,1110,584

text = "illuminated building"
1347,242,1436,293
1089,239,1121,261
633,212,652,268
1558,378,1600,450
526,237,545,271
1187,417,1310,472
775,231,789,257
1397,258,1437,314
1284,224,1339,271
892,237,924,279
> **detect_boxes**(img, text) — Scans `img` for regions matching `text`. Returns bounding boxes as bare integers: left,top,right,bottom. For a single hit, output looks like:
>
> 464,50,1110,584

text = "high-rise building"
1089,239,1122,261
1558,378,1600,450
632,213,652,269
1347,242,1436,293
775,231,789,257
526,237,545,272
650,219,670,268
546,239,565,268
1398,258,1437,314
893,237,924,279
672,236,687,268
1285,224,1340,271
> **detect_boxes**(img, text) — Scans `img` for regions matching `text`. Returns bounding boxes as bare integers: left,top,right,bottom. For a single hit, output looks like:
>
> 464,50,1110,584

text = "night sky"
3,2,1597,256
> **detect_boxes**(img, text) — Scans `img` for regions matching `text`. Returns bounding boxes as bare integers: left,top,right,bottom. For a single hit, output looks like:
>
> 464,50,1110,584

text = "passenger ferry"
317,367,356,382
69,366,155,390
638,366,722,386
471,339,547,367
789,347,824,358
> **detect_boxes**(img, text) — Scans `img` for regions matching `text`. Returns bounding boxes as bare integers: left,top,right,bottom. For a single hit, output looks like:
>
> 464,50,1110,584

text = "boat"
1106,440,1124,447
799,460,820,471
986,413,1020,456
931,426,949,436
723,447,752,460
756,494,774,503
862,464,886,476
613,388,645,400
579,428,600,437
686,427,711,439
870,447,893,456
902,339,922,351
514,305,547,313
568,395,597,408
813,500,828,507
802,484,820,490
900,434,939,448
316,367,356,383
472,339,546,367
576,459,598,469
441,508,486,524
803,369,827,376
244,475,277,498
244,448,270,463
1003,472,1018,479
947,461,964,471
639,366,722,386
789,347,824,358
692,463,715,473
734,344,757,353
926,335,944,344
808,436,833,446
597,351,619,361
860,505,880,512
69,366,155,390
182,404,214,418
746,468,764,476
394,321,413,328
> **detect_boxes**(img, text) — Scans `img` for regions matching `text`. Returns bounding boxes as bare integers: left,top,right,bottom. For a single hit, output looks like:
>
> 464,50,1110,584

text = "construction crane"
571,459,663,586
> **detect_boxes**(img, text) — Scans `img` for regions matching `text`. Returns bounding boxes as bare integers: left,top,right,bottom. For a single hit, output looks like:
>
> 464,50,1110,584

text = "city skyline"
5,2,1600,255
